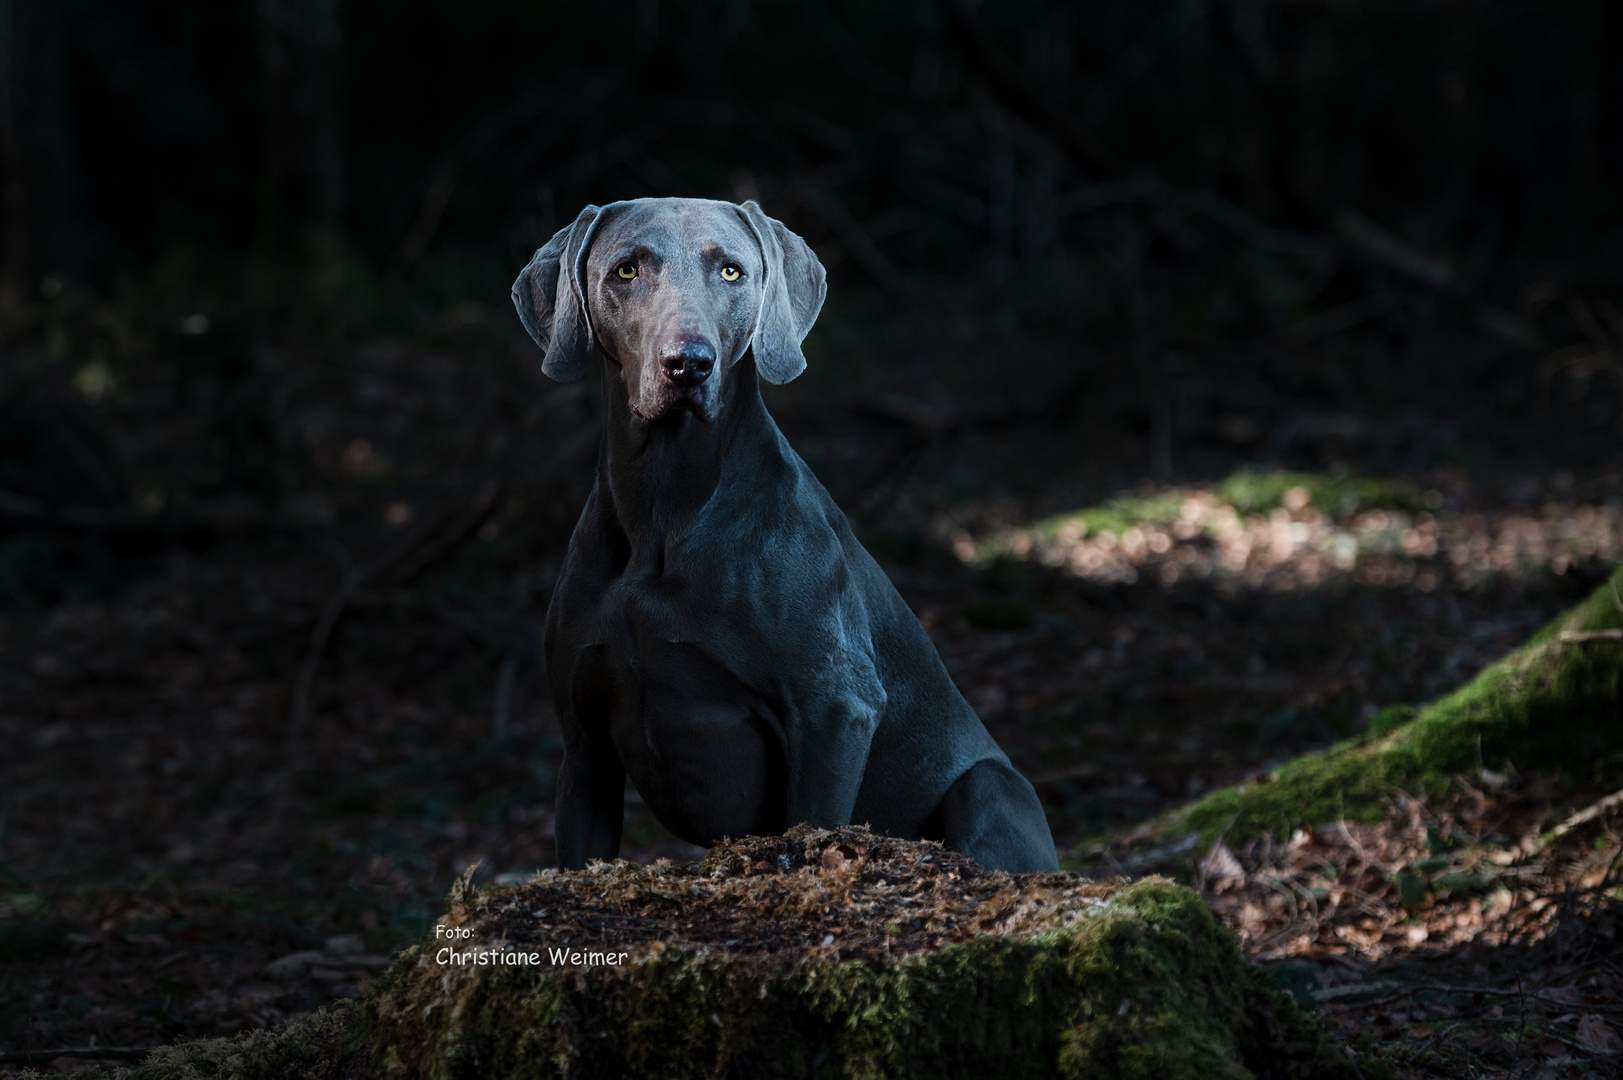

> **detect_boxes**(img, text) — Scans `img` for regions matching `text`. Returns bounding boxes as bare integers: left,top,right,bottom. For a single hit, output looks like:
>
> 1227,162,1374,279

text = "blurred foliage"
54,0,1623,332
1214,468,1434,516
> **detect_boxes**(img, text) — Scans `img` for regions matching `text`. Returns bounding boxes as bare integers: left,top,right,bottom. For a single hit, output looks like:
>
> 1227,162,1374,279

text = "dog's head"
512,198,825,423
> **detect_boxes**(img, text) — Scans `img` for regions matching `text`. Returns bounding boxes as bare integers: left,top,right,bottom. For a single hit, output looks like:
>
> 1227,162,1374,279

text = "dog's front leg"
553,734,625,869
781,647,886,829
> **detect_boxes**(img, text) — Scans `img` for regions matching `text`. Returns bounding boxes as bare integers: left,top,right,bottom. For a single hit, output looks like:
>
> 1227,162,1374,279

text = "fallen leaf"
820,842,865,872
1199,842,1244,882
1577,1013,1622,1053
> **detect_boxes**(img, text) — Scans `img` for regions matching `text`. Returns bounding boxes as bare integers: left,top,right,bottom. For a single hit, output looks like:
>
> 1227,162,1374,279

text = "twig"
1559,628,1623,643
1334,210,1453,288
1409,1019,1471,1060
1538,1023,1623,1059
0,1047,154,1064
1262,291,1407,351
1324,976,1619,1014
1334,209,1541,349
1406,980,1592,1008
1253,873,1303,948
0,489,315,536
1058,178,1332,257
1312,979,1404,1003
493,654,519,738
1521,786,1623,855
1339,983,1429,1011
286,538,360,750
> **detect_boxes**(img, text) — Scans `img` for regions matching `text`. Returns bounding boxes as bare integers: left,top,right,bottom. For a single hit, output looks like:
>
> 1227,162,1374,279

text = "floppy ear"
738,200,827,385
511,204,604,382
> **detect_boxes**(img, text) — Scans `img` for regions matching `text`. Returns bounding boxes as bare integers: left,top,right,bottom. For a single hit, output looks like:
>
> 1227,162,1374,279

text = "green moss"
1148,566,1623,846
48,878,1347,1080
350,877,1344,1080
1214,469,1426,518
1366,705,1417,738
32,1005,364,1080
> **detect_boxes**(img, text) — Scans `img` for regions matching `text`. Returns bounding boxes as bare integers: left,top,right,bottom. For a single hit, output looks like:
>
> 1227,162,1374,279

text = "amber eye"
615,262,638,280
720,264,741,282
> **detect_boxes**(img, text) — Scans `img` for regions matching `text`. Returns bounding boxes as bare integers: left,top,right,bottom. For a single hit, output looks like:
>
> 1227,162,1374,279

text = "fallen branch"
1558,578,1623,645
1317,978,1605,1013
1058,178,1333,258
1262,291,1407,351
0,489,321,536
1333,209,1541,349
0,1046,153,1064
286,540,362,749
1522,786,1623,856
1560,629,1623,643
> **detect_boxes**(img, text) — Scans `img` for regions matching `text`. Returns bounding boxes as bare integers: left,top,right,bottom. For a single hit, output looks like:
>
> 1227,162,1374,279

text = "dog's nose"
659,342,715,387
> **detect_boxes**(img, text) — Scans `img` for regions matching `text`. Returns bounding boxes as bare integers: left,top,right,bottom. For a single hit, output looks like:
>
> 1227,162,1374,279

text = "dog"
512,197,1057,873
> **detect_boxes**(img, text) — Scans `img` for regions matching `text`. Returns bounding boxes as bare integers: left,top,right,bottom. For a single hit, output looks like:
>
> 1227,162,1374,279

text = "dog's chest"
571,627,787,848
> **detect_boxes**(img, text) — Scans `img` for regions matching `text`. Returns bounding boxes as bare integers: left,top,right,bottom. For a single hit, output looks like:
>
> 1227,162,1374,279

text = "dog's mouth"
631,385,710,423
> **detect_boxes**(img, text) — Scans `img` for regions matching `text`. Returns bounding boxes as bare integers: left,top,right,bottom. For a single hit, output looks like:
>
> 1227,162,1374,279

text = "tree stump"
342,826,1344,1079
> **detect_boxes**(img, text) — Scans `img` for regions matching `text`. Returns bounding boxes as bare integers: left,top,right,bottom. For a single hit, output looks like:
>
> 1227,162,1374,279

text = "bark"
256,0,345,256
0,0,83,307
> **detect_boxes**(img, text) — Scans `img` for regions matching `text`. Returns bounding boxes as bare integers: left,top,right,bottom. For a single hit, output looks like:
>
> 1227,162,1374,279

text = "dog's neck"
597,351,771,576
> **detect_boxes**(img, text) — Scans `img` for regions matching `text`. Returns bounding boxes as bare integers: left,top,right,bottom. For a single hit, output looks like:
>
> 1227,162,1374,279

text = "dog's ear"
738,200,827,385
511,204,604,382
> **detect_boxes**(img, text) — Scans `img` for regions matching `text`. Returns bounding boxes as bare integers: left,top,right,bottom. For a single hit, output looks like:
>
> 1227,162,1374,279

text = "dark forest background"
3,1,1623,1068
5,0,1623,555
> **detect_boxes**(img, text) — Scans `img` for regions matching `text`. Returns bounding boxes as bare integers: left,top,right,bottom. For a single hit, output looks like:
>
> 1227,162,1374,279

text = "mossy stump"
335,826,1340,1080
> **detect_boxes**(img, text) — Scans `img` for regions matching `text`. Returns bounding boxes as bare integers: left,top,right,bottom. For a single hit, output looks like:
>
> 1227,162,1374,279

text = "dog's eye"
720,264,741,282
615,262,639,281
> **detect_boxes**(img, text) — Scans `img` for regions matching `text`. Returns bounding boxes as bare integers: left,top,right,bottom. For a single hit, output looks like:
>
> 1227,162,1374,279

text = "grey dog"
512,197,1057,873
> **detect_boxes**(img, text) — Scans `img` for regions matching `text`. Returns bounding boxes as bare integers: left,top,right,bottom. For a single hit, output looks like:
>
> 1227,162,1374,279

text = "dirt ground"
2,312,1621,1075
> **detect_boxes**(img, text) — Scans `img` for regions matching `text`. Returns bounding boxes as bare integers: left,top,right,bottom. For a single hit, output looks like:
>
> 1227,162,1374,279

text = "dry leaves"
1576,1013,1621,1053
1105,775,1623,1077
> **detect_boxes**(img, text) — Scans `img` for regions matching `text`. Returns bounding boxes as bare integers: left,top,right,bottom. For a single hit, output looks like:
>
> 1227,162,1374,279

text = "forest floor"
2,310,1621,1076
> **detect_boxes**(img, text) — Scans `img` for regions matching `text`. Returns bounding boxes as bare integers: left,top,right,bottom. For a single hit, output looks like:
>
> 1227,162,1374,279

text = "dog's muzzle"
634,340,715,418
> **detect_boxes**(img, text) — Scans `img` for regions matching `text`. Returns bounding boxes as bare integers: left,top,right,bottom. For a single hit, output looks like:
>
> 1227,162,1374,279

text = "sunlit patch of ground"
954,471,1623,593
